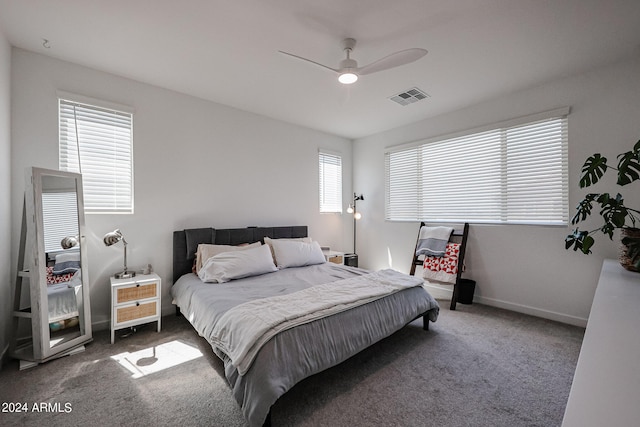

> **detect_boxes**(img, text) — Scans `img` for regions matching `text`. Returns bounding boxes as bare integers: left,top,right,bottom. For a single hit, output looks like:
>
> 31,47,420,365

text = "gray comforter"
171,263,439,426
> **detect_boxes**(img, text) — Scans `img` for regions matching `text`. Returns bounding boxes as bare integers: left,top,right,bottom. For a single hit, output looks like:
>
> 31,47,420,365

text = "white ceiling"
1,0,640,139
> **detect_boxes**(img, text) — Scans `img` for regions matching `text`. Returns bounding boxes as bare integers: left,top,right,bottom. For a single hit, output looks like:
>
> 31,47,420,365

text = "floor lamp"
346,193,363,266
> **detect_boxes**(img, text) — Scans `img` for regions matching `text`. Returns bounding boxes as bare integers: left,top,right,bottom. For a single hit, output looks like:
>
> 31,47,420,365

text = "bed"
171,226,440,426
46,251,82,331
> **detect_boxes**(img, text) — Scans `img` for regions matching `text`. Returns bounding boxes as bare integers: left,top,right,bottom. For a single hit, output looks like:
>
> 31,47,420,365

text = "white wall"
9,49,352,330
0,24,12,364
354,57,640,327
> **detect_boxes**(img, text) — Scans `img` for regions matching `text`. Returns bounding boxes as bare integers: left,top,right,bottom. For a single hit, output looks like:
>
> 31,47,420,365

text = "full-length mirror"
11,167,92,366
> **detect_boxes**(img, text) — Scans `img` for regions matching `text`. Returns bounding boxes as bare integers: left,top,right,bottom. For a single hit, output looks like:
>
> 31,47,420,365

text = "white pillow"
263,236,312,246
270,239,326,269
263,236,312,264
198,244,277,283
195,242,261,272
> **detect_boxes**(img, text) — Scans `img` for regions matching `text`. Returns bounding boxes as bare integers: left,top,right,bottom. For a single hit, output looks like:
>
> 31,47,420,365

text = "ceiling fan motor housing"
340,58,358,70
342,38,357,50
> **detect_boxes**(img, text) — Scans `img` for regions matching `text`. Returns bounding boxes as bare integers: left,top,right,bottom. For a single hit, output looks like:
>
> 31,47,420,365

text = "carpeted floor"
0,301,584,427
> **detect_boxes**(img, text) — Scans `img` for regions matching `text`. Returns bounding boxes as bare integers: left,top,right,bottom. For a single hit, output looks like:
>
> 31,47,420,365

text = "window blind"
59,98,133,213
385,110,569,225
42,191,79,253
319,151,343,213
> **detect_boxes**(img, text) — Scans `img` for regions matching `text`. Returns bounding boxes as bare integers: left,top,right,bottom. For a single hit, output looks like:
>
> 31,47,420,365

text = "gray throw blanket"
209,269,425,375
415,226,453,257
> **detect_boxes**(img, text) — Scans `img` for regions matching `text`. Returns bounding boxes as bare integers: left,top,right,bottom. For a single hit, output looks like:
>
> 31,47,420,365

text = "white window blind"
385,109,569,225
59,97,133,213
42,191,79,253
319,151,343,213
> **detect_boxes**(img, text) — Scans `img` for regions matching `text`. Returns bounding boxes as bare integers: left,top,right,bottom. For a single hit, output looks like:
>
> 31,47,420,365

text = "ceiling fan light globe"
338,72,358,84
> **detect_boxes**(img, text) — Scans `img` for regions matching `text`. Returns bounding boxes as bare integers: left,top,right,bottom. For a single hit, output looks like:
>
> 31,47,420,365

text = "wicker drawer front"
116,282,157,304
116,301,157,324
110,273,162,344
328,255,343,264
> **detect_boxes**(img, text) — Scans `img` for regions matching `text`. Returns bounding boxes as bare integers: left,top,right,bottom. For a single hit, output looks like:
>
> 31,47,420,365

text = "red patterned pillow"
422,243,460,284
46,266,74,285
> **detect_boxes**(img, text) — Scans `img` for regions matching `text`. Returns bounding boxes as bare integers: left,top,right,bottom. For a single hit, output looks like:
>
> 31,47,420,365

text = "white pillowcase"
195,242,261,272
263,236,312,264
198,244,277,283
263,236,312,246
269,239,326,269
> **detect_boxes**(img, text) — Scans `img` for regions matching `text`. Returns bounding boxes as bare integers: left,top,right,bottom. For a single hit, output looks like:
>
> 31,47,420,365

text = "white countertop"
562,259,640,427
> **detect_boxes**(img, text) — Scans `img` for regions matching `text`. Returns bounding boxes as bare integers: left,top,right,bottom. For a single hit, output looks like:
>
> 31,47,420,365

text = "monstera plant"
565,140,640,271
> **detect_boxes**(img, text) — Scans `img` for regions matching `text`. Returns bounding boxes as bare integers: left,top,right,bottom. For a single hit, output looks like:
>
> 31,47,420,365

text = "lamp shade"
103,229,123,246
103,229,135,279
60,235,79,250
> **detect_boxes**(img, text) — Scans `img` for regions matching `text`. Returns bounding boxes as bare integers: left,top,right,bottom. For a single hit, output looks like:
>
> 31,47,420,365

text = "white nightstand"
110,273,161,344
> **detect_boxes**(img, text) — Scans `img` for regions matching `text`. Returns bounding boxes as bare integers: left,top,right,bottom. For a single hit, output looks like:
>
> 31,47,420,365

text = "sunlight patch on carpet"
111,340,202,379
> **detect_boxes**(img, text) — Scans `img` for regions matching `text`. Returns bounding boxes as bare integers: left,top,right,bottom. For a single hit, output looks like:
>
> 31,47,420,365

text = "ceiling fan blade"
357,48,427,76
278,51,339,74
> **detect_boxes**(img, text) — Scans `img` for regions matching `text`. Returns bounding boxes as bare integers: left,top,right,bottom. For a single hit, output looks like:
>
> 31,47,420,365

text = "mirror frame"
25,167,92,361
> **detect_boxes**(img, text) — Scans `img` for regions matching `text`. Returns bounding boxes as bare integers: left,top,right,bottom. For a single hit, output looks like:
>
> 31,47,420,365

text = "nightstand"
110,273,161,344
322,250,344,264
344,253,358,267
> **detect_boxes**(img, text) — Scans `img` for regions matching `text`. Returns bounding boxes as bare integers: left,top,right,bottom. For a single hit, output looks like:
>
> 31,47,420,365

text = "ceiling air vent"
389,87,430,106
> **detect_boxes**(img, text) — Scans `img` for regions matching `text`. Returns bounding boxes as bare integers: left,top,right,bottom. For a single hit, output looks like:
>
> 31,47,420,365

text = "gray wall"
354,57,640,327
0,23,11,365
9,49,353,331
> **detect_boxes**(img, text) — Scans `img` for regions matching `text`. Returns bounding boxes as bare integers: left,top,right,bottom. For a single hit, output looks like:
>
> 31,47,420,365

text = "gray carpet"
0,301,584,427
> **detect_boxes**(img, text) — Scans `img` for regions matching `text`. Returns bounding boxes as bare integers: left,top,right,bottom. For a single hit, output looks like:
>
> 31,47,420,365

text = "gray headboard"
172,225,308,283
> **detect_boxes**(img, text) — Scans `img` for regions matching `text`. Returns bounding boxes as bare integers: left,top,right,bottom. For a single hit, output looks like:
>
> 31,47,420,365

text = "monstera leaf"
567,140,640,262
579,153,608,188
616,140,640,186
571,193,598,224
565,228,594,254
597,193,628,238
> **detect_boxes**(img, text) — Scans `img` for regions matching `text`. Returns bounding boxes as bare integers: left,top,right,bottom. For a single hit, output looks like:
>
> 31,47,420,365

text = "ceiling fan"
279,38,427,85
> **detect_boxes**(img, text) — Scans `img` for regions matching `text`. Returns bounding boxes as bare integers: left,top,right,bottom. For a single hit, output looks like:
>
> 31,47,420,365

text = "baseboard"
423,283,455,300
423,283,588,328
474,295,588,328
91,318,110,332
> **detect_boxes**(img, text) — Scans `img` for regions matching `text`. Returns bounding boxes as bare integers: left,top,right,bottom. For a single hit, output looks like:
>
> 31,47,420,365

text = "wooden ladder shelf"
410,222,469,310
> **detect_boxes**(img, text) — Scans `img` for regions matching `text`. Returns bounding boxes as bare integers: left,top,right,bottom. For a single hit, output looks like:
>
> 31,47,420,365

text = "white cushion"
198,244,277,283
270,239,326,269
263,236,312,264
195,242,261,272
263,236,312,246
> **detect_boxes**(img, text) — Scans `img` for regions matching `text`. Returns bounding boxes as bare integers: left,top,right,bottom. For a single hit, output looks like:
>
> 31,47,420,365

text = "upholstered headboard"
172,225,308,283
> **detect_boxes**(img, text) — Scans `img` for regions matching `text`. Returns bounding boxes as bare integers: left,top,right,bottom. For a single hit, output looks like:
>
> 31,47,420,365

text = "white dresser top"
562,259,640,426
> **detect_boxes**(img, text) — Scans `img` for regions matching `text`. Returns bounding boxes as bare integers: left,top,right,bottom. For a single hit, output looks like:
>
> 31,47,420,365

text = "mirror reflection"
41,175,85,348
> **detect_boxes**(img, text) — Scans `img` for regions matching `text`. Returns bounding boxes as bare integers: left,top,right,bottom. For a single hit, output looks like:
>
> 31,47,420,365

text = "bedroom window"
319,150,343,213
42,191,79,253
385,107,569,225
59,93,134,214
